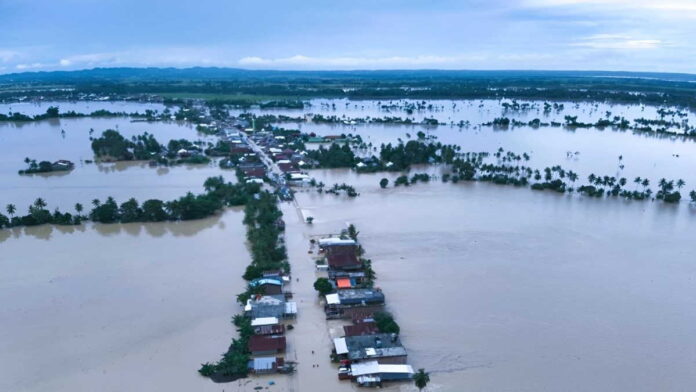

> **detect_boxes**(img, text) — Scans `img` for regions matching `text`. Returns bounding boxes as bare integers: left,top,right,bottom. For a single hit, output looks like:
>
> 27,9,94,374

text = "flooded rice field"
2,100,696,391
0,115,228,212
0,212,250,392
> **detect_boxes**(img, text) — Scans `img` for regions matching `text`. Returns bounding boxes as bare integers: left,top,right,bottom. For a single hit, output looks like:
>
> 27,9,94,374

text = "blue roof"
250,278,283,287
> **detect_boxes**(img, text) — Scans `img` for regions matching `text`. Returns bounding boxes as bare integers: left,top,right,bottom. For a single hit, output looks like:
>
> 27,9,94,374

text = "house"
254,324,286,336
277,161,299,173
349,361,414,385
248,356,285,374
325,245,362,271
336,277,354,289
245,295,297,319
325,289,385,307
334,333,408,364
248,335,286,355
242,167,266,178
318,237,356,247
249,277,283,295
343,322,379,337
329,270,366,286
51,160,74,171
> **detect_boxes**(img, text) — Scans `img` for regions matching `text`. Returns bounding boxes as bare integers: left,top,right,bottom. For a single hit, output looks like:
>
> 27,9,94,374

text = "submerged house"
245,295,297,319
248,357,286,374
248,335,286,356
325,245,362,271
349,361,414,386
249,277,283,295
343,322,379,337
334,333,408,364
326,289,385,307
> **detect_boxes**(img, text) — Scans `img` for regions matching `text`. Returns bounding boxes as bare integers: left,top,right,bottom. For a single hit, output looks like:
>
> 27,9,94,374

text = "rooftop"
249,335,286,353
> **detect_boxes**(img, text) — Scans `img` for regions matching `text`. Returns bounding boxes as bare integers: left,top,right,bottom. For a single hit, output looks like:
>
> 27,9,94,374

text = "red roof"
277,162,298,173
343,322,379,337
336,278,352,289
243,168,266,178
326,245,360,269
248,335,286,353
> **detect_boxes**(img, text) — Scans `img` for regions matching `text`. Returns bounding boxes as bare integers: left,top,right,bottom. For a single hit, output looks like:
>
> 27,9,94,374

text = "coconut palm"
6,204,16,218
75,203,84,215
676,179,685,190
92,199,101,207
414,368,430,391
33,198,47,209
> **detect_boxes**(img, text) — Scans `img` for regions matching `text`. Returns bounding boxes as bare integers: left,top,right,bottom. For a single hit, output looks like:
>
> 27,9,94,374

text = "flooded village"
2,92,696,392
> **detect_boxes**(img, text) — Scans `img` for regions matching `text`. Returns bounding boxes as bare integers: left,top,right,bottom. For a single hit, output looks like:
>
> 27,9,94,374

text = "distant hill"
0,67,694,84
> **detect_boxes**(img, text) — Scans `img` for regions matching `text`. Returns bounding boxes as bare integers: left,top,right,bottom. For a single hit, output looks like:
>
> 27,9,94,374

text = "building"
325,245,362,271
343,322,379,337
245,295,297,319
248,357,286,374
349,361,414,385
248,335,286,356
249,277,283,295
326,289,385,307
254,324,286,336
334,333,408,364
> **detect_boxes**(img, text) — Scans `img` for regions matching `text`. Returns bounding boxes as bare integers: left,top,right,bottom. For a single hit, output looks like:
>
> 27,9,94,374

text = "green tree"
75,203,83,215
119,198,142,223
141,199,168,222
34,198,47,209
347,224,359,240
6,204,16,219
379,178,389,188
414,368,430,391
313,277,333,296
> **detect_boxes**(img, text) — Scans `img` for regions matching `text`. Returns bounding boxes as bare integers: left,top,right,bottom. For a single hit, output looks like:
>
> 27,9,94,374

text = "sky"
0,0,695,74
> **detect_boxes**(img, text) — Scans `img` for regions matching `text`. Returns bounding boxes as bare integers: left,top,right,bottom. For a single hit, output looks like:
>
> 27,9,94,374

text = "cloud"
573,34,662,49
0,50,20,63
15,63,49,70
238,54,488,69
523,0,696,16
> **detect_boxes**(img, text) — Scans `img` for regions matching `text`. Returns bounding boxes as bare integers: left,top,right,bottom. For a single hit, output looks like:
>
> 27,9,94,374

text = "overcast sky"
1,0,695,74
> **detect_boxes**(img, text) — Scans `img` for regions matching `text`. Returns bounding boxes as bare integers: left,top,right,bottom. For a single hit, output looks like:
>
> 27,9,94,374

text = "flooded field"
0,212,250,392
2,99,696,391
0,115,228,212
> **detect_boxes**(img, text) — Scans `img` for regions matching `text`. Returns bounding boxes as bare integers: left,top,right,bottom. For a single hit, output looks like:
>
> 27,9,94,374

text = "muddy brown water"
2,101,696,391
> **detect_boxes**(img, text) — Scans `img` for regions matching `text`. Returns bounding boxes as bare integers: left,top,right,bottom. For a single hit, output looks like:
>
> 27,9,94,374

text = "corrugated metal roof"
325,293,340,305
251,317,279,326
334,337,348,355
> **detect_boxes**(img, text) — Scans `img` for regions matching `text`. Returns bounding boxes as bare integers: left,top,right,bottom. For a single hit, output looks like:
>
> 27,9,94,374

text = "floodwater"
0,100,168,116
2,100,696,391
293,169,696,392
0,212,252,392
0,116,228,213
243,99,696,191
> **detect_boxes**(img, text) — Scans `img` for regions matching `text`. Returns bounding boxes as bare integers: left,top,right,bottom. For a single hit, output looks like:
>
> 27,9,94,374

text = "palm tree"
92,199,101,207
6,204,16,218
75,203,83,215
676,179,685,190
414,368,430,391
34,198,47,209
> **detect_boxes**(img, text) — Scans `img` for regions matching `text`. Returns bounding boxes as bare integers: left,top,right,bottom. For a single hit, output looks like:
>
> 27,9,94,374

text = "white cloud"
573,34,662,49
238,54,488,69
15,63,48,70
523,0,696,17
0,50,20,63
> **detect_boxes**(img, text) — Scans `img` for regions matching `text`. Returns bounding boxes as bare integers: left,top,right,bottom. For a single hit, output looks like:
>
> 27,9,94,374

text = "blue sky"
0,0,694,74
